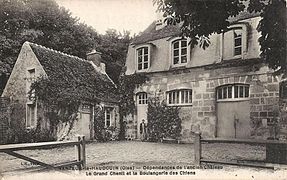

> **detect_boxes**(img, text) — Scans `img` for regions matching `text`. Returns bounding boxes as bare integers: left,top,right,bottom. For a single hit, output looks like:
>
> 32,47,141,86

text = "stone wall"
0,97,10,144
126,62,283,142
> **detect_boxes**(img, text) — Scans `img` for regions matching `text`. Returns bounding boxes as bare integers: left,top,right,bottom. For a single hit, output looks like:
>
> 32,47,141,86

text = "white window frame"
217,84,250,102
136,45,150,72
171,38,190,67
137,92,148,105
104,107,114,128
26,102,37,128
167,89,192,106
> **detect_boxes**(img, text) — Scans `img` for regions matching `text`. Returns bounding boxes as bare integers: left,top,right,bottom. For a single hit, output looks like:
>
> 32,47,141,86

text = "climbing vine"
118,71,149,139
147,97,182,142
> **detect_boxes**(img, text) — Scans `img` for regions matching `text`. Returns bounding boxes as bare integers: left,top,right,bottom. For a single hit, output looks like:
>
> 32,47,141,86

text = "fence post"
194,132,201,166
81,135,86,169
77,136,82,170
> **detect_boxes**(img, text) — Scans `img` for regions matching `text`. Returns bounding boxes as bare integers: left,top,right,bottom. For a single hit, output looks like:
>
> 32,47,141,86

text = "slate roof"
132,11,260,45
27,42,118,103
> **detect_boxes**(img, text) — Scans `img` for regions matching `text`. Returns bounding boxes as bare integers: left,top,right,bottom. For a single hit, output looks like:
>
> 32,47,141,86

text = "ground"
0,140,284,179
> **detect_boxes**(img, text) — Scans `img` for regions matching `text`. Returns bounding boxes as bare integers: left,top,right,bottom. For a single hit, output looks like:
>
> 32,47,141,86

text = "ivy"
147,97,182,142
118,71,149,139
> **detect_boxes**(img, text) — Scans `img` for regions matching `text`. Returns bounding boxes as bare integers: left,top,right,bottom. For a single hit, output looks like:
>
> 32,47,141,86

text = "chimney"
87,49,102,67
155,11,165,31
87,49,106,72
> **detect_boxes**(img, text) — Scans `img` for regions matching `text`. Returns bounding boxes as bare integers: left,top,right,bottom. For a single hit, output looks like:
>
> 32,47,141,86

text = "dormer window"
172,39,188,66
136,46,150,71
234,30,242,56
223,24,247,60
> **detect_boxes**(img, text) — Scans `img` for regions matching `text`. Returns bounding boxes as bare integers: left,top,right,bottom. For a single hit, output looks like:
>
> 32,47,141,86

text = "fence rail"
194,133,287,169
0,135,86,171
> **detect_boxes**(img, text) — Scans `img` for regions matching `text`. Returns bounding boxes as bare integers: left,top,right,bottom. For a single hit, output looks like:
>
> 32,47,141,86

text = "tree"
96,29,133,84
154,0,286,74
0,0,100,94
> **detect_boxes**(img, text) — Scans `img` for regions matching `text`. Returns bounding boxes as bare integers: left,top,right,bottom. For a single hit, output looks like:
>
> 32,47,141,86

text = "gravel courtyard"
0,140,268,175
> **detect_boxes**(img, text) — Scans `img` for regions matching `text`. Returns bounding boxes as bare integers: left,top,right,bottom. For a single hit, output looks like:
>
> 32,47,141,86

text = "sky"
56,0,158,35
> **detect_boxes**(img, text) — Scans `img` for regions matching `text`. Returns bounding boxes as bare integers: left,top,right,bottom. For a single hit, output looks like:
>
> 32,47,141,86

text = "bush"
147,98,182,142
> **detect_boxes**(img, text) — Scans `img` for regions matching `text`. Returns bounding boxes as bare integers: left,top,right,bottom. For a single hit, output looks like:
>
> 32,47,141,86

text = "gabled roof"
132,11,260,45
27,42,118,103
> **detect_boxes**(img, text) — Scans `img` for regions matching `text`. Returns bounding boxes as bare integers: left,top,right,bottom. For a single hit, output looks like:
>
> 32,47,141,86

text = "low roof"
27,42,118,103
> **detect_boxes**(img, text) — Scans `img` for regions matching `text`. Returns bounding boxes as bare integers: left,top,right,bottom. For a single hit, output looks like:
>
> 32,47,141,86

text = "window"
81,104,91,113
137,92,148,105
172,39,188,66
217,84,249,101
167,89,192,105
222,24,247,60
234,29,242,56
137,47,149,71
105,108,113,127
26,103,36,128
280,81,287,99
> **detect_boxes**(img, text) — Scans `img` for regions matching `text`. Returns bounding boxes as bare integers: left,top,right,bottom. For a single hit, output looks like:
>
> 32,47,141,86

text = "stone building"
124,12,286,142
1,42,119,142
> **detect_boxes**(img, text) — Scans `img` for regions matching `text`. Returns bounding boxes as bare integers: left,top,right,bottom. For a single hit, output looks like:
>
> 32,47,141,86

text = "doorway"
216,84,251,138
136,92,148,139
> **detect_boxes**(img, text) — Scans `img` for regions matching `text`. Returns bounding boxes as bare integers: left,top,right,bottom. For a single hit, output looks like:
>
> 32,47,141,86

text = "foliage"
118,72,149,139
154,0,286,73
94,106,118,141
147,97,182,142
94,106,106,141
7,102,56,143
0,0,100,94
96,29,133,84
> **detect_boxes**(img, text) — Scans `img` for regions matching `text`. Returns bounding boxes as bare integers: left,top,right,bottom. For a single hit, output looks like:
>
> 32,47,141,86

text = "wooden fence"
0,135,86,171
194,132,287,169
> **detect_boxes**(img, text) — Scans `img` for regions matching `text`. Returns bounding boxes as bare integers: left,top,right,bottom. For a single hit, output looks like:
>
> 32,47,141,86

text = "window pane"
181,40,187,47
239,86,244,98
168,93,172,104
235,38,242,47
245,86,249,98
176,91,179,104
138,56,142,63
189,90,192,103
143,55,148,62
144,47,148,54
234,47,242,56
181,91,185,104
218,88,222,99
174,57,179,64
144,63,148,69
138,63,142,70
172,92,176,104
138,49,142,56
173,41,179,49
234,86,239,98
228,86,232,98
181,48,187,55
223,87,227,99
181,56,187,63
107,120,110,127
174,49,179,56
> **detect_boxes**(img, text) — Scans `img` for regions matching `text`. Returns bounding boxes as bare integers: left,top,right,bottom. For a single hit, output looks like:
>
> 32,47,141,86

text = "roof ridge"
24,41,87,62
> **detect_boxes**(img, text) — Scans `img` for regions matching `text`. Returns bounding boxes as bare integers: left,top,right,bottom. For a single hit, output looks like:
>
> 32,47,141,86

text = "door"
216,84,251,138
217,101,250,138
136,92,148,139
80,104,92,140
